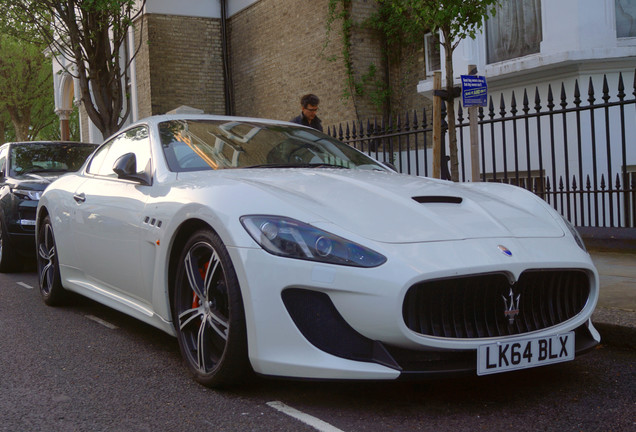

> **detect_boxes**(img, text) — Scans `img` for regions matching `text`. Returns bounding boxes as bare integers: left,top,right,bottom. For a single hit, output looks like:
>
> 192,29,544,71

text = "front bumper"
5,199,38,258
228,235,600,380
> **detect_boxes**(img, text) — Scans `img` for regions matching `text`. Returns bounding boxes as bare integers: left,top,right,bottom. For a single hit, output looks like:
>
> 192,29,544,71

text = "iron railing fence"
328,69,636,228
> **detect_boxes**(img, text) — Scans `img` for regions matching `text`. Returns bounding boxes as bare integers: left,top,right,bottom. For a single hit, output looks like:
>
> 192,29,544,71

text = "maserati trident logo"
502,288,520,324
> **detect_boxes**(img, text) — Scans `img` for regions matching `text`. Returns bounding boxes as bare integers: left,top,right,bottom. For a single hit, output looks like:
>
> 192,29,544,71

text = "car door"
72,126,153,305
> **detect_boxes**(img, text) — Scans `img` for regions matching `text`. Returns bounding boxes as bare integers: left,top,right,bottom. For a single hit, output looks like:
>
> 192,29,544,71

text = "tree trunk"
443,30,459,182
7,107,30,141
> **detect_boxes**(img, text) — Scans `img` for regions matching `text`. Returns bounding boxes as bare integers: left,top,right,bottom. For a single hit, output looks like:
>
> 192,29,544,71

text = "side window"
86,127,151,178
86,141,113,175
0,147,7,177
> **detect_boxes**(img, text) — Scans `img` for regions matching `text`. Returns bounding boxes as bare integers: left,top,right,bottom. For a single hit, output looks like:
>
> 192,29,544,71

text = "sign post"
461,67,487,182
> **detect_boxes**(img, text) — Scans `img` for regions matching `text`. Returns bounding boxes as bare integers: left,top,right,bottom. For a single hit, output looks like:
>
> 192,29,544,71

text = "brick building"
51,0,431,143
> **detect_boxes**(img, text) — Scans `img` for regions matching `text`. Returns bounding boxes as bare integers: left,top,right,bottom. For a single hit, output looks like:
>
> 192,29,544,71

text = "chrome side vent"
412,196,463,204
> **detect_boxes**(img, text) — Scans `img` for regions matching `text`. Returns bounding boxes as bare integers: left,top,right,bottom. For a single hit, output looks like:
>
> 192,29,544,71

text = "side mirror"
113,153,151,186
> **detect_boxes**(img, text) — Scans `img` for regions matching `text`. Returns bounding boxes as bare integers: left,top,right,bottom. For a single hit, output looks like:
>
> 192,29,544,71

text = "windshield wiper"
246,163,348,169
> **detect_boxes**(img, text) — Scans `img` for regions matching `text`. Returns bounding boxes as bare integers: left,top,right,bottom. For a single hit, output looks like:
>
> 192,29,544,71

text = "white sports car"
36,114,600,388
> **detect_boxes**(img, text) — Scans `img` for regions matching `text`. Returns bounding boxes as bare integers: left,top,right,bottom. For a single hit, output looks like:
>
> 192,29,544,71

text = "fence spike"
615,173,622,189
488,96,495,118
560,83,568,109
600,174,606,190
547,84,555,111
534,87,542,112
441,101,448,129
457,104,464,122
338,124,344,141
559,176,564,190
617,72,625,100
587,77,595,104
586,175,592,190
574,80,581,106
572,176,578,191
405,111,411,131
602,75,610,103
522,89,530,114
345,123,350,141
421,107,427,128
510,91,518,115
499,93,506,117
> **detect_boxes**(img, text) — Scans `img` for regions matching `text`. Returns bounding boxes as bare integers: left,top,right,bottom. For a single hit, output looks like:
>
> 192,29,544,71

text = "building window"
425,32,441,76
486,0,542,64
616,0,636,37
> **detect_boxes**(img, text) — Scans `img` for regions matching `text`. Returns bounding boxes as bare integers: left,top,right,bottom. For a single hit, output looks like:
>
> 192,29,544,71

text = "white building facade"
418,0,636,228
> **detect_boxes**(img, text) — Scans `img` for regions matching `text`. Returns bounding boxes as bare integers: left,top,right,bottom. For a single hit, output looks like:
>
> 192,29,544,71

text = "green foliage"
368,0,500,181
369,0,499,54
0,0,146,138
0,35,58,141
325,0,389,110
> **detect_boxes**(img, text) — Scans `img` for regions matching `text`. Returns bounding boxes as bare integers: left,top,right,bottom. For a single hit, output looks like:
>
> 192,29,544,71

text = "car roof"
4,141,96,146
132,114,301,129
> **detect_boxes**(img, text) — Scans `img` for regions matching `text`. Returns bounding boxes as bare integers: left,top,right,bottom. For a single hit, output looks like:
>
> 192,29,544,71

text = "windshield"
159,119,387,172
10,143,96,177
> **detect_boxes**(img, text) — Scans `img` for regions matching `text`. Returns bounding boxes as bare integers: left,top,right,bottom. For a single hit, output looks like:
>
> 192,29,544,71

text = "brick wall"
228,0,366,130
128,1,428,132
388,43,433,117
134,13,226,118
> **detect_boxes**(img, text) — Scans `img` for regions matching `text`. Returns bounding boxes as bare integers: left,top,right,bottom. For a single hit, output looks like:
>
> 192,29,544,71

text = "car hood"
214,169,565,244
12,172,66,190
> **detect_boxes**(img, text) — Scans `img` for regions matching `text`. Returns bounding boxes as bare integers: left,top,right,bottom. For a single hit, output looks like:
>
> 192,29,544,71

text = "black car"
0,141,97,271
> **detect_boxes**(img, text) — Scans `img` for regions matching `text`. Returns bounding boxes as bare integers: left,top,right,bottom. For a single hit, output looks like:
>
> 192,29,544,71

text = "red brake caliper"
192,261,209,309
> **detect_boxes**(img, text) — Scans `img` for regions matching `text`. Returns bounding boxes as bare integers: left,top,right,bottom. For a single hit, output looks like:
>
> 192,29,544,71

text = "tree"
370,0,500,181
0,35,58,141
0,0,146,138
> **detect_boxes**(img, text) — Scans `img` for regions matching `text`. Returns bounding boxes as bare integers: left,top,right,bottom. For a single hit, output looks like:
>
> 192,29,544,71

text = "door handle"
73,193,86,203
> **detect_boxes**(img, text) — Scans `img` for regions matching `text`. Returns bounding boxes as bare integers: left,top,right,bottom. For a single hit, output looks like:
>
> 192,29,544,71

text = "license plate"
477,331,575,375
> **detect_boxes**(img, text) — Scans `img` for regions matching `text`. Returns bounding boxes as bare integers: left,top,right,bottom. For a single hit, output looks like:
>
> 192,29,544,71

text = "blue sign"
461,75,488,107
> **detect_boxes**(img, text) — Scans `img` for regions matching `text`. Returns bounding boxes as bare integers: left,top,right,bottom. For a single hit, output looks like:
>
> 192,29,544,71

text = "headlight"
561,215,587,252
240,215,387,268
12,188,42,200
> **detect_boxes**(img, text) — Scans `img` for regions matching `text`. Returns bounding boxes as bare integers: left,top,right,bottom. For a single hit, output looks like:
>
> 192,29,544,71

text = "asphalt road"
1,270,634,432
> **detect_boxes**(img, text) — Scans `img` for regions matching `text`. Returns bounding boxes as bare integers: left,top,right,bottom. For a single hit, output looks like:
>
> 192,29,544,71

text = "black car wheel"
37,215,66,305
173,229,250,388
0,217,17,273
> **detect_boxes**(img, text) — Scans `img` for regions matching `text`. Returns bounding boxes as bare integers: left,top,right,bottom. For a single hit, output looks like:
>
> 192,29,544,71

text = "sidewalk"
589,249,636,349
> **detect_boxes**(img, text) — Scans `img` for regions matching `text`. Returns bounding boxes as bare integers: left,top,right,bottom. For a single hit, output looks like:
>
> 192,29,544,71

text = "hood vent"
412,196,463,204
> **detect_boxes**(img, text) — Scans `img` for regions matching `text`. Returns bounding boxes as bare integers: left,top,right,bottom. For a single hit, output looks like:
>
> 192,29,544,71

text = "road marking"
17,282,33,289
266,401,345,432
85,315,118,330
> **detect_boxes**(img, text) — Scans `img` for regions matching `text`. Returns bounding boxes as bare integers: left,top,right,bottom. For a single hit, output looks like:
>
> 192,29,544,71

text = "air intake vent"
412,196,463,204
403,270,590,339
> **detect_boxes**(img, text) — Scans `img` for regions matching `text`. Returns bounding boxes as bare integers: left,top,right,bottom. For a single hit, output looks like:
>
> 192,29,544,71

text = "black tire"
173,229,251,388
36,215,66,306
0,217,17,273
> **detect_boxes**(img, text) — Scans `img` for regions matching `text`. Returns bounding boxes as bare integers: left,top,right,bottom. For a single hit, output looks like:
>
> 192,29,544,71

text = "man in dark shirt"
290,94,323,132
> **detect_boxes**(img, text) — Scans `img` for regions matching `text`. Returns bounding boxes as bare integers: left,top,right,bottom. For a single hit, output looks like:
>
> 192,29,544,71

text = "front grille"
403,270,590,339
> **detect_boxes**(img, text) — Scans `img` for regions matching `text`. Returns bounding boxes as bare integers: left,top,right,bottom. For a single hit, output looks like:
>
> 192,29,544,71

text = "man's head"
300,94,320,121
